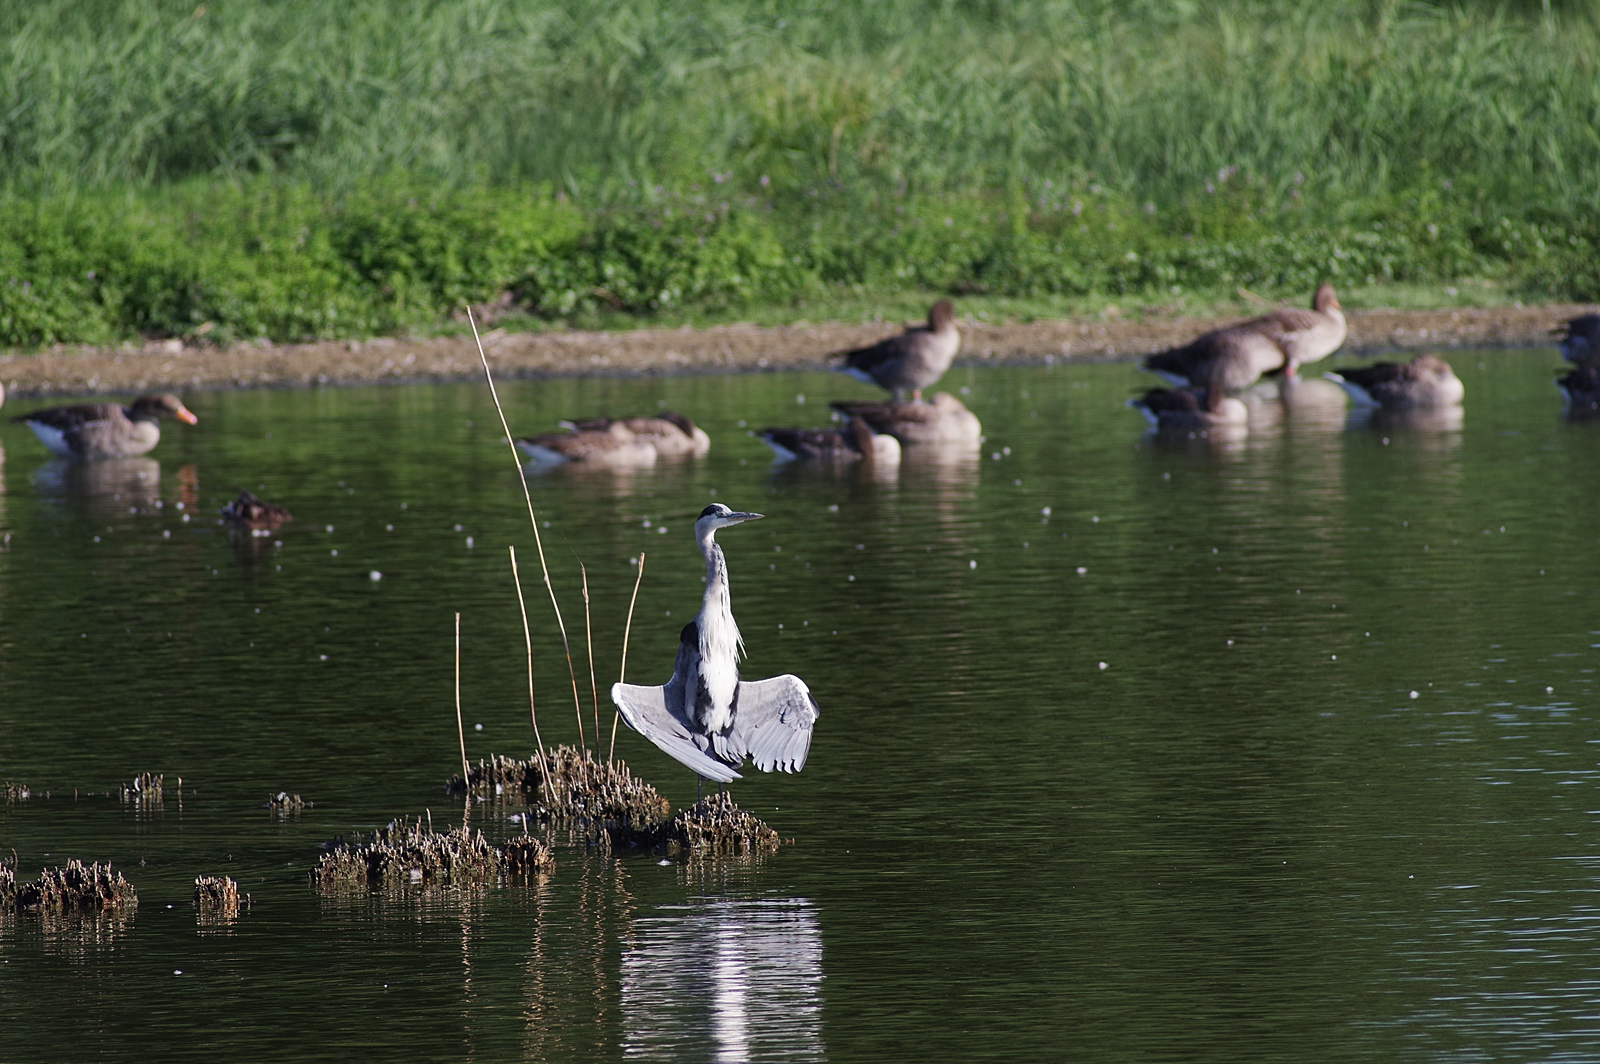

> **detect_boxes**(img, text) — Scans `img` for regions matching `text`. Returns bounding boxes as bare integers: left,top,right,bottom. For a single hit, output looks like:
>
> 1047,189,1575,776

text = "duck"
516,421,658,468
1554,314,1600,365
220,490,294,531
759,417,902,464
1324,354,1463,409
1557,363,1600,414
12,394,198,459
830,301,960,400
1126,387,1249,431
1144,283,1346,389
826,391,982,446
557,411,710,457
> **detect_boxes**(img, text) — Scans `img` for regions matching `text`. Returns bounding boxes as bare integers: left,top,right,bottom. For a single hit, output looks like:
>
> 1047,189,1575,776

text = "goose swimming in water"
1127,387,1249,430
830,301,961,400
558,412,710,457
611,504,819,783
1324,354,1464,409
1144,283,1347,389
516,421,658,468
827,392,982,446
13,394,197,459
759,417,902,464
1554,314,1600,365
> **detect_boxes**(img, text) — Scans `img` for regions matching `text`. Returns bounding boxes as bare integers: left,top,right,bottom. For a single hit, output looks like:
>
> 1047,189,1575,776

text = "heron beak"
175,406,199,425
727,512,764,524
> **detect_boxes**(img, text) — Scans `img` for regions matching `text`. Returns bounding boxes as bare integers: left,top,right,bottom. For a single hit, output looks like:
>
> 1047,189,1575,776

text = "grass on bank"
2,0,1600,348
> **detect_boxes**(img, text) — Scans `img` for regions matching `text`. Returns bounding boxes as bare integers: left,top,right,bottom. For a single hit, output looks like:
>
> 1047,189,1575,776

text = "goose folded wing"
833,335,904,372
728,674,819,774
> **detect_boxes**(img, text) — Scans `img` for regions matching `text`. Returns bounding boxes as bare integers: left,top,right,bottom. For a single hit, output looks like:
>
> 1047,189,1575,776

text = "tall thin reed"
581,563,601,754
453,612,469,786
611,552,646,764
508,545,546,759
467,308,587,749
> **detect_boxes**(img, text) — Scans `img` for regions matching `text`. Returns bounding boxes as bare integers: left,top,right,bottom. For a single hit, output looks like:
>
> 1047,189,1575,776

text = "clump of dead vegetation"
611,792,783,858
267,792,311,815
446,745,669,827
310,816,553,894
3,782,44,803
118,773,168,805
2,858,138,913
194,875,248,923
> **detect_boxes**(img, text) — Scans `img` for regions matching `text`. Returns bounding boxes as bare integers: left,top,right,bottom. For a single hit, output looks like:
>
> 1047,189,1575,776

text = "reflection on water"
1346,404,1466,436
622,897,824,1063
32,457,162,507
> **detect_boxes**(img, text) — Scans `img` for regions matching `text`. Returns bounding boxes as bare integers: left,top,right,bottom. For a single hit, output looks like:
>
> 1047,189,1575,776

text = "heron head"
695,503,763,538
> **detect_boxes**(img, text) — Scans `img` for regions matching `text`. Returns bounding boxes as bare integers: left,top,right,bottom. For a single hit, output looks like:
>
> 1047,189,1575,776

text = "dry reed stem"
611,551,646,763
466,308,586,749
454,612,469,786
581,564,601,752
508,546,547,762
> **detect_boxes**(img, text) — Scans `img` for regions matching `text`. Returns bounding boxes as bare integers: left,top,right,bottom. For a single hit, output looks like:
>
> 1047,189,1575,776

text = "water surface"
3,351,1599,1062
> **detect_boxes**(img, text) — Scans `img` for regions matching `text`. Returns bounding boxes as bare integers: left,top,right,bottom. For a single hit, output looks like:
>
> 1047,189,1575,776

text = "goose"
558,411,710,457
827,391,982,446
759,417,902,464
1557,363,1600,414
830,301,960,400
1554,314,1600,365
220,490,293,530
516,421,658,468
1126,387,1249,430
1324,354,1463,409
611,504,819,783
1144,283,1346,389
13,394,197,459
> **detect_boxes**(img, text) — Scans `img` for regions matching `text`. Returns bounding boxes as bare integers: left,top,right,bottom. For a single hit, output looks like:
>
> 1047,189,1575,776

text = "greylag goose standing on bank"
759,417,902,464
1144,283,1347,389
558,412,710,456
13,394,197,459
830,301,961,400
516,421,658,468
827,392,982,446
1554,314,1600,365
1127,387,1248,430
220,490,294,530
611,504,819,783
1325,354,1464,409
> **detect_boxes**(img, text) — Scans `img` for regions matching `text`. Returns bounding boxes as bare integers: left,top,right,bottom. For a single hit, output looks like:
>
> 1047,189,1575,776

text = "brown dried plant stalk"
467,308,587,749
610,552,646,763
581,563,601,754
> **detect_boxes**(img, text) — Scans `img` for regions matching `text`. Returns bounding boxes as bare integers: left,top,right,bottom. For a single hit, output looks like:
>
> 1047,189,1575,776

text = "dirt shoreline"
0,303,1589,399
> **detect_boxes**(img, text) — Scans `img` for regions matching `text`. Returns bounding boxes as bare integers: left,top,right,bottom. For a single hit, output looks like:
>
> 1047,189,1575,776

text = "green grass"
1,0,1599,348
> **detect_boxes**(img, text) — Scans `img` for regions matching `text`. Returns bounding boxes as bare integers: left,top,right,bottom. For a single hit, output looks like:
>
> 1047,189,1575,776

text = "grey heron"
1325,354,1464,410
611,503,819,783
517,421,657,468
13,394,198,459
1144,283,1346,387
830,300,960,401
828,392,982,446
558,412,710,457
759,418,900,464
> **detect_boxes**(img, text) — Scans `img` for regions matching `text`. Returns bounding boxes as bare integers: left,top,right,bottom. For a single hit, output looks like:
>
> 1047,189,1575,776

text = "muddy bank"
0,303,1590,399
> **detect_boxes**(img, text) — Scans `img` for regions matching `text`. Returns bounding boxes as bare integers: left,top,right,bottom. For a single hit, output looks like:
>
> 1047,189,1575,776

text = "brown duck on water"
516,420,658,467
220,490,294,530
758,417,902,464
827,392,982,446
830,301,961,401
1126,386,1249,430
1144,283,1347,390
1325,354,1464,409
13,394,198,459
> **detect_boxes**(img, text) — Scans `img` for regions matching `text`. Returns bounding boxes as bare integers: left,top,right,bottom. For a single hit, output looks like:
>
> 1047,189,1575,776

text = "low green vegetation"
1,0,1597,348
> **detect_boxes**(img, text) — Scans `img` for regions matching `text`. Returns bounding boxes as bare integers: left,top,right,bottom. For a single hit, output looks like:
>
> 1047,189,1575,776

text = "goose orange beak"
176,406,199,425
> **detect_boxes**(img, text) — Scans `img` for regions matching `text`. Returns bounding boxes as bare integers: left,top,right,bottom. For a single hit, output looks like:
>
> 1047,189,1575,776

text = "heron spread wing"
729,675,819,774
611,680,743,783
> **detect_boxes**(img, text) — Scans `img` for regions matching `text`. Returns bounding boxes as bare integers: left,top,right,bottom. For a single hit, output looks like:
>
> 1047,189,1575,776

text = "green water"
3,352,1600,1062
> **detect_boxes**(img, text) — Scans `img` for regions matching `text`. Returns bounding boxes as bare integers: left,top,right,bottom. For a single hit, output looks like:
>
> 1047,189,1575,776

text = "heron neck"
697,530,742,661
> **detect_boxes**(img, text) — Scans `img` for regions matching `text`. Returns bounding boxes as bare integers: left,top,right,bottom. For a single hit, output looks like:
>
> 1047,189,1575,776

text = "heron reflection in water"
622,897,824,1062
611,504,819,784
